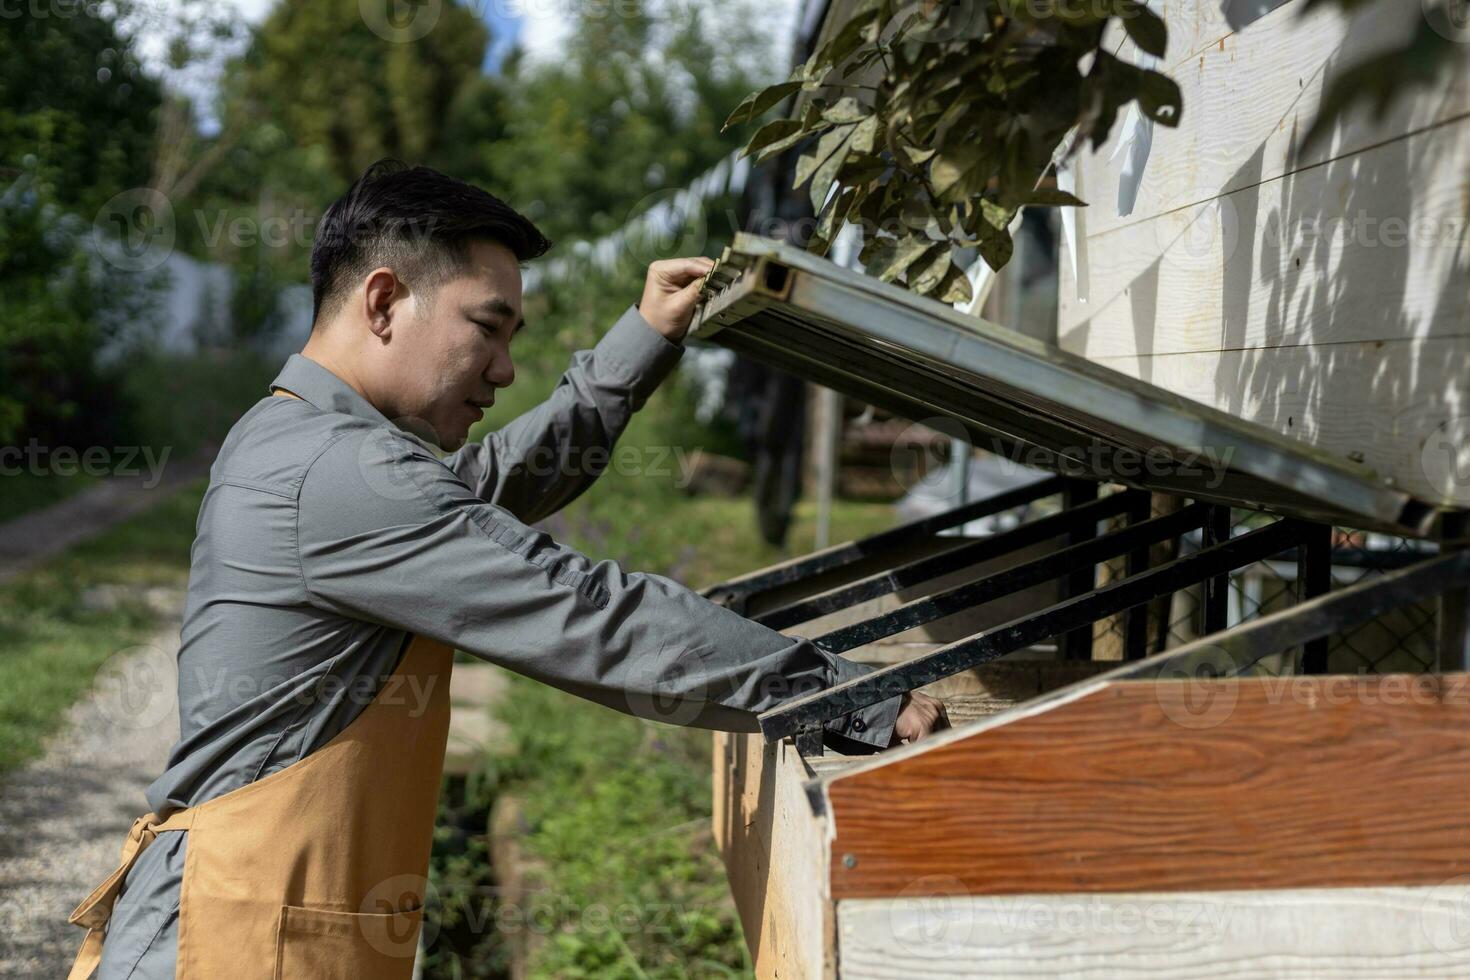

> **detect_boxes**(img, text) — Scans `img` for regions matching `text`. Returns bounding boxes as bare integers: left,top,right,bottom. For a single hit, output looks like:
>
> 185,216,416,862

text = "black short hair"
310,159,552,324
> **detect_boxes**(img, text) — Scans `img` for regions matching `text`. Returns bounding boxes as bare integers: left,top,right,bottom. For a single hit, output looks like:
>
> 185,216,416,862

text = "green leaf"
721,81,802,131
908,245,952,294
1022,188,1087,207
1117,1,1168,59
747,118,803,154
1135,68,1183,126
977,229,1014,271
869,235,933,282
930,145,980,198
823,96,869,124
937,265,974,305
850,114,881,154
795,123,854,185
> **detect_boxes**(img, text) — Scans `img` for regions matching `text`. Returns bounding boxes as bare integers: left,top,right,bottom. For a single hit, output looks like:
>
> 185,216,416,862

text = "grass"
0,479,206,773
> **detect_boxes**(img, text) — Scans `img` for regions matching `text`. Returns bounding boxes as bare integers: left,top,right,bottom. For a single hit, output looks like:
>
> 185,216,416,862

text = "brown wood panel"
825,673,1470,899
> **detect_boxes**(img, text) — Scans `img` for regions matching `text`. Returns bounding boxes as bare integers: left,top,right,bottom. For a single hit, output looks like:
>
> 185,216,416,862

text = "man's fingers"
651,256,715,287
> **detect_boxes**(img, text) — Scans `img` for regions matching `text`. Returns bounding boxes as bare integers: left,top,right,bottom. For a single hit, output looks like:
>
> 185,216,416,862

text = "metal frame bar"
703,476,1065,613
1120,549,1470,682
755,489,1136,631
1123,490,1154,660
1201,505,1232,636
765,517,1313,747
811,503,1209,655
692,234,1451,538
1060,480,1099,662
1298,522,1335,674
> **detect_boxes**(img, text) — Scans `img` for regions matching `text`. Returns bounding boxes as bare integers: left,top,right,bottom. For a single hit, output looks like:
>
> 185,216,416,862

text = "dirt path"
0,452,212,586
0,616,183,976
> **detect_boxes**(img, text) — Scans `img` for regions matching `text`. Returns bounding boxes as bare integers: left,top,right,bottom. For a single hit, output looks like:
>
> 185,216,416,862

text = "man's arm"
298,423,905,750
442,304,682,523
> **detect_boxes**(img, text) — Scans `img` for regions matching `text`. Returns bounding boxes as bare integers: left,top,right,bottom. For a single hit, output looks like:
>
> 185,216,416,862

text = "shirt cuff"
819,654,903,753
593,304,686,408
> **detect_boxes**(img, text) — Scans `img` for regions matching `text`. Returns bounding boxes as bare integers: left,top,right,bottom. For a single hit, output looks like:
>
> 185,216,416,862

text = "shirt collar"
270,354,391,426
269,355,451,454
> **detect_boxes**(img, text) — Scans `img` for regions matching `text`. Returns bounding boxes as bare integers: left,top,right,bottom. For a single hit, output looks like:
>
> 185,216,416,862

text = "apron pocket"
274,904,423,980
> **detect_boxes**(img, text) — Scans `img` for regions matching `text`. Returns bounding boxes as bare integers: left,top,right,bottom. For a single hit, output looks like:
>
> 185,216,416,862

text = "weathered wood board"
836,886,1470,978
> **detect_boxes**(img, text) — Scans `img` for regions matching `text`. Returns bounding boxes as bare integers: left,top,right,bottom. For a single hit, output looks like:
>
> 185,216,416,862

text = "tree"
724,0,1183,302
245,0,489,184
479,0,774,244
0,7,161,213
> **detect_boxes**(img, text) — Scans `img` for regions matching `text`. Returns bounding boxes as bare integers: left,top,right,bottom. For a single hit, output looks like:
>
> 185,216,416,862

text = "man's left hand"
892,691,950,746
638,257,716,344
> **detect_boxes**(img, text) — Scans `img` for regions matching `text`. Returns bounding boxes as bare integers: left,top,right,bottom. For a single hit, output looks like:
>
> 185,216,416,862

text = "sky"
131,0,800,131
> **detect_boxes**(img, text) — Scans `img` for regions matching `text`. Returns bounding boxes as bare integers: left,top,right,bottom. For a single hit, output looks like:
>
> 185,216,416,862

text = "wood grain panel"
824,673,1470,899
837,886,1470,977
713,731,834,979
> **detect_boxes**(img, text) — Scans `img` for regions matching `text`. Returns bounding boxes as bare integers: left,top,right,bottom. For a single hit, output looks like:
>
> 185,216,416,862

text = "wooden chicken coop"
690,0,1469,972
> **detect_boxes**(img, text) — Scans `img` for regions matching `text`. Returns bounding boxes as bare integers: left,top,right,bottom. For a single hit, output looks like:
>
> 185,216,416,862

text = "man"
69,161,947,979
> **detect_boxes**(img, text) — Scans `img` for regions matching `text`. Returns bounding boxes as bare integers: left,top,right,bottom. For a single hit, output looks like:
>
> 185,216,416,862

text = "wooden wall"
1058,0,1470,508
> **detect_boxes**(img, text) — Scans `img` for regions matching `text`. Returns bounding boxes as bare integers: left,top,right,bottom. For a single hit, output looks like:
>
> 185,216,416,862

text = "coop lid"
690,233,1462,539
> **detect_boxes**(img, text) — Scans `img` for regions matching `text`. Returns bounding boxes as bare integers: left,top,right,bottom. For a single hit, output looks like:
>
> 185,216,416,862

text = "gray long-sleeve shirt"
96,304,900,979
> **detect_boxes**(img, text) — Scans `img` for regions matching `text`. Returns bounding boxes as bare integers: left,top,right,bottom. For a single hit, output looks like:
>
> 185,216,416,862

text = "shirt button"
852,718,866,733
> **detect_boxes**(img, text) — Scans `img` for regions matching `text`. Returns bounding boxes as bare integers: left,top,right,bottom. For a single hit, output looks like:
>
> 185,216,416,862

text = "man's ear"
363,267,401,341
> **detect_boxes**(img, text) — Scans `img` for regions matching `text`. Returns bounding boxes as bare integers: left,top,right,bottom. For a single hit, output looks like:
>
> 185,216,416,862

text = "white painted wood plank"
1085,337,1470,507
1077,0,1469,242
1059,116,1470,357
838,885,1470,978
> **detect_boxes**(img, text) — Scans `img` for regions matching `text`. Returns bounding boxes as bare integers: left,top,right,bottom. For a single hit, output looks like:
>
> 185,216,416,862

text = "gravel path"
0,452,211,586
0,615,182,977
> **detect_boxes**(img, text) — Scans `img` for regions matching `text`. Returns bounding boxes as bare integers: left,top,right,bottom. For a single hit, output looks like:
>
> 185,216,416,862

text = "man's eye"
472,319,497,334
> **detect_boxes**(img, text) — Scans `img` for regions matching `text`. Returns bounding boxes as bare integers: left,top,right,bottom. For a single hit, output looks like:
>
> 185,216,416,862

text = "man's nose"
487,356,515,389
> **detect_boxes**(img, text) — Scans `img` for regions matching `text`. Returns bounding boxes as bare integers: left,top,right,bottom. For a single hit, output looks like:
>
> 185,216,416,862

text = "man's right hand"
892,691,950,745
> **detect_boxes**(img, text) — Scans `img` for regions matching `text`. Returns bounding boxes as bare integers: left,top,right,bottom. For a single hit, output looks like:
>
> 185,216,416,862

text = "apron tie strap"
67,809,194,980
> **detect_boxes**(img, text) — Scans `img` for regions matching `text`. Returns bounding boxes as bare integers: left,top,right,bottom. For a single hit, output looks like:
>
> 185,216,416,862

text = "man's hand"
892,691,950,746
638,256,715,343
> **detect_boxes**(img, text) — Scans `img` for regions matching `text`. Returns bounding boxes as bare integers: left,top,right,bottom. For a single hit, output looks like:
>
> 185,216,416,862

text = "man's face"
388,238,523,451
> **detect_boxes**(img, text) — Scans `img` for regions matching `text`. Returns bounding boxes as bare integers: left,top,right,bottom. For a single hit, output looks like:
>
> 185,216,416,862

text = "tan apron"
68,634,454,979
